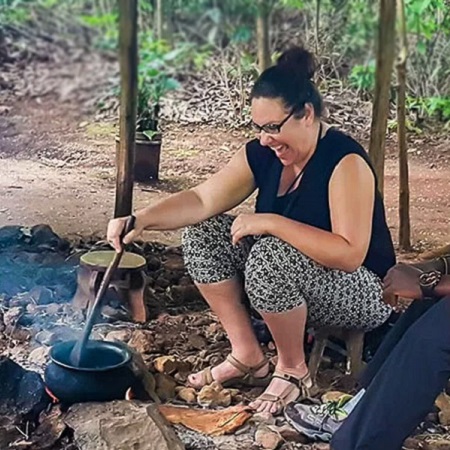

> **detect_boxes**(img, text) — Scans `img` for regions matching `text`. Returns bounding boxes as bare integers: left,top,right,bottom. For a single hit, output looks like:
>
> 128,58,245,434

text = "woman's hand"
106,215,144,252
231,213,274,245
383,263,423,306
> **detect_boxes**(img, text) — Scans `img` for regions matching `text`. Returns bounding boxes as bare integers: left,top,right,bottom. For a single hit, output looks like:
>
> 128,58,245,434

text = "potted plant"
126,39,181,182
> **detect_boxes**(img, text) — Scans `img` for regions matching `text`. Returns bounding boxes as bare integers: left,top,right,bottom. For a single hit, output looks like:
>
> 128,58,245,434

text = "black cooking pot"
44,340,135,404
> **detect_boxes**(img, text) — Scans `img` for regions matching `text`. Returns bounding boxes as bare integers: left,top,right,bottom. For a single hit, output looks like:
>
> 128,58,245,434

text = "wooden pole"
368,0,396,195
115,0,138,218
256,0,271,73
397,0,411,250
315,0,321,54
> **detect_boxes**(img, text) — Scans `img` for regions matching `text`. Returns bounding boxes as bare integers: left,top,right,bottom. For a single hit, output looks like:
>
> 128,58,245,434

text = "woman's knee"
182,214,234,248
244,237,305,313
182,214,241,284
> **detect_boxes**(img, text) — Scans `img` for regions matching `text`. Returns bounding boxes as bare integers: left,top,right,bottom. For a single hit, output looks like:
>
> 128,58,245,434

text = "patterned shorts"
182,214,392,331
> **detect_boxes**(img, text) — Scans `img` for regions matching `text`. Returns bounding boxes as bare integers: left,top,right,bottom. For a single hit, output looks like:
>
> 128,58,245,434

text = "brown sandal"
252,369,316,415
188,354,271,389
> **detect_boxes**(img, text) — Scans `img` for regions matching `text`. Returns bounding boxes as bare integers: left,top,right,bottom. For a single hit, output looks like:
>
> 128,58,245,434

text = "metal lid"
80,250,146,270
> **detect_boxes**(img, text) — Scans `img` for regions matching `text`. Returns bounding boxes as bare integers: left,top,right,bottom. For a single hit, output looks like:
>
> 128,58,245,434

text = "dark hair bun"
277,47,316,80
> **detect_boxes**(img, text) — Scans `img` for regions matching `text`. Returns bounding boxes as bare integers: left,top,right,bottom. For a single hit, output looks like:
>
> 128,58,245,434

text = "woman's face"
251,97,314,166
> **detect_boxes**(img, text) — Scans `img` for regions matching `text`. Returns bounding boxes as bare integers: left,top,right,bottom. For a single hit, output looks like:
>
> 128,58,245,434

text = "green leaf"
142,130,158,140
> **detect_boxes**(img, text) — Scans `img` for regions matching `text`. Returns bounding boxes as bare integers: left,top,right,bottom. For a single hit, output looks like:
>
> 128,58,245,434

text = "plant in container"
119,37,181,182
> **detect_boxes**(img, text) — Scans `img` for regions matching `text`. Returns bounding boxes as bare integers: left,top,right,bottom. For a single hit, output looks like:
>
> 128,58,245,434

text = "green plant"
137,36,183,137
0,0,31,24
407,96,450,122
425,97,450,121
349,61,376,95
80,12,118,51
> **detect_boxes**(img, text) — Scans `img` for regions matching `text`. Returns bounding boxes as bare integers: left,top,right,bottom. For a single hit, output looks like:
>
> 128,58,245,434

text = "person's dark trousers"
332,296,450,450
359,298,439,388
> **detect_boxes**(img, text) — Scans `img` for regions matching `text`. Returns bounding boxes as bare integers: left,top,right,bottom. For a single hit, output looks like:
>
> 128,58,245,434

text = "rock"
170,285,204,305
8,294,29,308
153,355,190,375
100,304,130,322
435,392,450,426
155,373,177,402
128,330,155,354
0,415,23,449
147,255,161,271
30,224,69,250
255,425,283,450
29,406,67,450
0,357,50,419
162,254,185,271
312,444,331,450
188,333,207,350
228,388,244,403
35,329,55,346
45,303,62,315
423,440,450,450
3,306,23,327
0,226,22,248
176,387,197,404
321,391,350,403
403,437,423,449
65,401,184,450
197,382,232,408
178,276,192,286
28,346,50,366
128,348,159,403
155,276,170,289
251,412,276,426
277,424,309,444
9,327,32,342
28,286,54,305
154,355,179,375
47,326,80,345
105,329,132,343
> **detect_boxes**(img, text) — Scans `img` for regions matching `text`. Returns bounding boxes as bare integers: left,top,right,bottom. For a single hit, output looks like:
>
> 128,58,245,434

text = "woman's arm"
435,277,450,297
107,148,256,251
135,148,255,230
265,154,375,272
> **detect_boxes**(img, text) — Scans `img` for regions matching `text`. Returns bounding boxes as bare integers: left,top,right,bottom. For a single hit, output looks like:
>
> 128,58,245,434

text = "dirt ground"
0,97,448,256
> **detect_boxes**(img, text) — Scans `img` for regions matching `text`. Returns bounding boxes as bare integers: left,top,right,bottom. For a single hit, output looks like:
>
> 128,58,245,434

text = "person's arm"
383,263,450,306
435,276,450,297
412,257,449,275
107,148,255,251
263,154,375,272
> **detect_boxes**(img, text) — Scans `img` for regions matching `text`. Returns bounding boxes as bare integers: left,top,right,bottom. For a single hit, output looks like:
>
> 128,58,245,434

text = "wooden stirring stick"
70,215,136,367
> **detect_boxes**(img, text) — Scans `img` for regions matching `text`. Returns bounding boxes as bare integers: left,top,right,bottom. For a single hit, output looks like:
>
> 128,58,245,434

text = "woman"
107,47,395,415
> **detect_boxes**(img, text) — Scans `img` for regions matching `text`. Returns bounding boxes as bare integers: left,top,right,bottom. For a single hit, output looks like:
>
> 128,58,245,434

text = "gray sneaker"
284,402,342,441
284,390,365,442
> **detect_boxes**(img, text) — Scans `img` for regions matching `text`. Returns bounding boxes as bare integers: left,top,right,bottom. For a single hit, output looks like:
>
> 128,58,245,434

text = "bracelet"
439,255,449,275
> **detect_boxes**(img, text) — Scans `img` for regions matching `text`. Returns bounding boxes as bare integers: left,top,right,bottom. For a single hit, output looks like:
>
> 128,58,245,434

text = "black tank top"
245,127,396,278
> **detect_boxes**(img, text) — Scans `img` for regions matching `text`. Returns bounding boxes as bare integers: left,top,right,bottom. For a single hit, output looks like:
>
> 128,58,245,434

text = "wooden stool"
72,250,147,323
308,326,365,381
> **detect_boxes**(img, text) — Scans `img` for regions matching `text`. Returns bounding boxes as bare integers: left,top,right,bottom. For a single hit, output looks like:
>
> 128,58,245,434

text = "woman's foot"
250,363,310,414
187,354,270,389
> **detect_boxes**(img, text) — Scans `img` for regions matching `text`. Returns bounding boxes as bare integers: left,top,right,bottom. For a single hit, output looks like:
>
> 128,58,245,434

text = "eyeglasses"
251,109,295,135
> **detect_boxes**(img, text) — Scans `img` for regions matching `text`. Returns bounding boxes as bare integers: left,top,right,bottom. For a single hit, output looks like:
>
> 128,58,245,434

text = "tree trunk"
368,0,397,195
0,28,8,63
315,0,321,54
155,0,172,42
256,0,271,73
115,0,138,218
397,0,411,250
